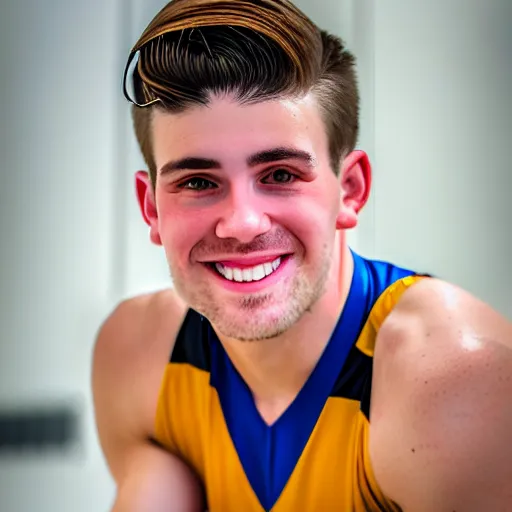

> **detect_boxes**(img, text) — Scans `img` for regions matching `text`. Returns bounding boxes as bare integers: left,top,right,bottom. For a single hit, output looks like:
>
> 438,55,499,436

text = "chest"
155,361,395,512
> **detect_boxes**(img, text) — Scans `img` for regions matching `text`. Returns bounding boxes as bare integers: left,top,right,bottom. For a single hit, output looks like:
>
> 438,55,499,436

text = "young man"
92,1,512,510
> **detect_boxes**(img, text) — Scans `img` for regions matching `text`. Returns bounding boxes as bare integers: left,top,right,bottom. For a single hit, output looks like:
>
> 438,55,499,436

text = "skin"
93,91,512,511
371,279,512,511
93,290,204,511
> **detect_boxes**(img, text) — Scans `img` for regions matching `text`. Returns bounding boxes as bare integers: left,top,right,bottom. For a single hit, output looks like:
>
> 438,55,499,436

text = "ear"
336,150,372,230
135,171,162,245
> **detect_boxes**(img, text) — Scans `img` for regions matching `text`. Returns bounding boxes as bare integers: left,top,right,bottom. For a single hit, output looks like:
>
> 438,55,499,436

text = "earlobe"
335,150,372,230
135,171,162,245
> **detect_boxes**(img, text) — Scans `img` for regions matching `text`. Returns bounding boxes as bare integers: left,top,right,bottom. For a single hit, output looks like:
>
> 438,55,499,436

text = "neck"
215,235,355,424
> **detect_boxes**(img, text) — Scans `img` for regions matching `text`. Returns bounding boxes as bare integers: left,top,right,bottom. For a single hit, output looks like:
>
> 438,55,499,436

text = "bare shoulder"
386,277,509,339
375,277,511,366
370,278,512,510
92,288,188,480
97,289,186,350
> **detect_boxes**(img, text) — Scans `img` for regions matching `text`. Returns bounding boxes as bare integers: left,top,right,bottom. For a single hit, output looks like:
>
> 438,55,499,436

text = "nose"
215,190,272,243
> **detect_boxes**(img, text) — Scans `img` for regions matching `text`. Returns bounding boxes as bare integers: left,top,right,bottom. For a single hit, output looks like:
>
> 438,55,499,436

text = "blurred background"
0,0,510,510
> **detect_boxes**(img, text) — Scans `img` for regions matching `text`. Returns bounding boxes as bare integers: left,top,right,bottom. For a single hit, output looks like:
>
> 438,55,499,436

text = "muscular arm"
370,278,512,512
92,293,204,511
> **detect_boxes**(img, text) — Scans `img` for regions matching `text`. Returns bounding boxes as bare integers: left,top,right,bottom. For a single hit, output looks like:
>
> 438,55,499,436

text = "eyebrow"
159,147,317,176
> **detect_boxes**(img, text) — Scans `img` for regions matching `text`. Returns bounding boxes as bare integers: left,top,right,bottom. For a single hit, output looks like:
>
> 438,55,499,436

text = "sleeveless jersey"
153,251,426,511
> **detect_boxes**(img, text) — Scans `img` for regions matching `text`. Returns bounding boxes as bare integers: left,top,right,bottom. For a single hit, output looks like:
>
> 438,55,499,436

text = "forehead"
151,93,329,168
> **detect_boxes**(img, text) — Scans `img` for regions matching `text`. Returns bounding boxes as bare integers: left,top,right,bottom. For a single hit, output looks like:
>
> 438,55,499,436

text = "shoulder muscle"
370,278,512,510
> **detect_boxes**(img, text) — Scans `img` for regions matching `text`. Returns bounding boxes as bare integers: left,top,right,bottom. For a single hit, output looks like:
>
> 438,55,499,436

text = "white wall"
371,0,511,316
0,1,509,511
0,0,120,510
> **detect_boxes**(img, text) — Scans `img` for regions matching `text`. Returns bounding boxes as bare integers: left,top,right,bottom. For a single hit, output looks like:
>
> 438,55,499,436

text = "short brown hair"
126,0,359,187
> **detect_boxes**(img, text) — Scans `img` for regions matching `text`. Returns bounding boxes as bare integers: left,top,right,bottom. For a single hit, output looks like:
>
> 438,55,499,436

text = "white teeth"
233,268,243,282
214,257,283,283
252,264,266,281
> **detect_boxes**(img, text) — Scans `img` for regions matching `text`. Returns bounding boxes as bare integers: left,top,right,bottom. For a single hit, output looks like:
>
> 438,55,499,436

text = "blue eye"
181,177,216,190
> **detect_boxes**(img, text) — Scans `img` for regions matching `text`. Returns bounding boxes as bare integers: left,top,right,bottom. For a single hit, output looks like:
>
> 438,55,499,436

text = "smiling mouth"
209,256,285,283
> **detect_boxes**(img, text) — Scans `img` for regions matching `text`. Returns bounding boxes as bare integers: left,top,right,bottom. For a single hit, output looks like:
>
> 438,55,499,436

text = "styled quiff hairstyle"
125,0,359,187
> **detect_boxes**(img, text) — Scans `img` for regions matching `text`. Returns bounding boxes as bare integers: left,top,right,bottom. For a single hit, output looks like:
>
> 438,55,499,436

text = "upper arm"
92,297,149,480
370,278,512,511
91,292,202,510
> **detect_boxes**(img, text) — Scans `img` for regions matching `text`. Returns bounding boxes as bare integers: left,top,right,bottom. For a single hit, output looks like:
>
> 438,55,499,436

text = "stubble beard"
170,248,332,342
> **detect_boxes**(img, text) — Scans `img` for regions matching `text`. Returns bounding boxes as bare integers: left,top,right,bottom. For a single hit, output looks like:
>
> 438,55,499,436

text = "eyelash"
178,168,299,191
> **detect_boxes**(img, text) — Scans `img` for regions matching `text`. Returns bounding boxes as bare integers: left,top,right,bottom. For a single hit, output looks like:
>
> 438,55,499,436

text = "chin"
208,298,302,341
215,316,289,342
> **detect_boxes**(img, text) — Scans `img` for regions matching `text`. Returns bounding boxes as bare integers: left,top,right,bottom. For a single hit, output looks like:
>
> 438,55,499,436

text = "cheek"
285,187,339,234
157,199,212,257
276,196,339,259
